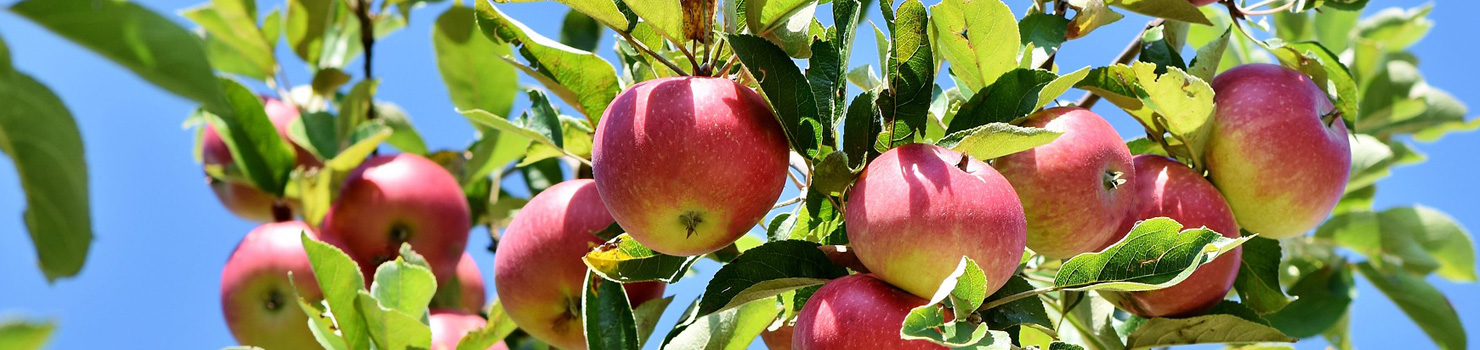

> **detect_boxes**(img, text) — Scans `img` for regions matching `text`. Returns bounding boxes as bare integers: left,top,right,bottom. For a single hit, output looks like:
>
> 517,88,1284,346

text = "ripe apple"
430,309,510,350
201,96,320,222
993,107,1137,259
760,324,794,350
495,179,667,349
593,76,789,256
321,154,471,284
1205,64,1350,239
846,143,1026,299
1101,155,1242,317
220,221,324,350
454,252,487,313
793,274,946,350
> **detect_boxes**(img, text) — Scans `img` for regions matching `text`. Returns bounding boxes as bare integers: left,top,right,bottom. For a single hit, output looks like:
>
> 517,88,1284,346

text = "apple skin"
494,179,667,349
321,154,471,284
1205,64,1350,239
593,76,789,256
760,324,794,350
993,107,1137,259
429,309,510,350
220,221,324,350
1102,155,1243,318
846,143,1026,299
201,96,319,222
1190,0,1218,6
793,274,946,350
438,252,488,313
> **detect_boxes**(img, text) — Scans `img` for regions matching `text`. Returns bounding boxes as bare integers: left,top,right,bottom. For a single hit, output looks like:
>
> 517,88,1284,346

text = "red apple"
793,274,945,350
1102,155,1242,317
495,179,667,349
993,107,1136,259
321,154,471,284
220,221,324,349
201,96,320,222
846,144,1026,299
455,252,487,313
429,309,510,350
1205,64,1350,239
593,76,789,256
761,324,794,350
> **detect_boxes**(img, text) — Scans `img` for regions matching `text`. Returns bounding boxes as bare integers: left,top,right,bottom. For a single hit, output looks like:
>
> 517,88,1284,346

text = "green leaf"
1065,0,1124,39
1355,5,1432,53
1019,11,1069,57
928,0,1018,92
434,5,518,118
805,0,863,142
1265,255,1353,338
1188,28,1229,82
901,303,1011,348
0,319,54,350
465,126,533,186
842,90,880,168
211,78,298,196
1054,217,1250,291
582,271,641,350
374,103,428,155
1357,262,1467,350
460,109,572,161
1125,301,1292,349
808,151,856,196
12,0,228,112
1106,0,1211,25
946,68,1057,133
456,300,520,350
982,275,1053,333
337,79,379,150
301,234,370,350
1378,206,1477,282
726,33,823,158
748,0,819,57
876,0,934,150
1075,62,1214,167
584,233,702,283
633,296,675,346
1137,24,1187,75
521,157,564,196
694,240,848,317
286,0,334,63
559,10,604,52
325,122,392,172
658,297,779,350
1233,236,1290,314
356,291,433,350
0,57,92,282
938,123,1061,160
782,189,848,245
1124,137,1168,156
181,0,275,79
1266,40,1359,125
625,0,683,46
936,257,989,321
369,257,439,317
476,0,620,120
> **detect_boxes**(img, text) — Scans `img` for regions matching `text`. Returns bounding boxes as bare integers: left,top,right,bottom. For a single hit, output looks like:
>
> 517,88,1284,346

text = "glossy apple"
495,179,667,349
593,76,789,256
1102,155,1242,317
1205,64,1350,239
994,107,1137,259
793,274,945,350
321,154,470,284
429,309,510,350
200,97,319,222
220,221,323,349
846,143,1026,299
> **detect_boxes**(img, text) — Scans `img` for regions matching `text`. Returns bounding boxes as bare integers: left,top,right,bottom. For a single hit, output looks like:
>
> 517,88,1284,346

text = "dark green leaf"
1138,24,1187,75
876,0,934,148
520,157,563,196
842,90,880,168
982,276,1053,333
1265,257,1353,338
337,79,379,151
694,240,848,317
1357,262,1466,350
584,233,702,283
901,302,1010,348
1020,12,1069,54
1233,236,1290,314
946,69,1056,133
727,33,823,158
1054,217,1250,291
583,271,641,350
559,10,603,51
809,151,856,196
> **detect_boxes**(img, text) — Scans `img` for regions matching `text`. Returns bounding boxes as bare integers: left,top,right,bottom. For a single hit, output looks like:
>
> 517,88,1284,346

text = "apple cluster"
206,97,502,349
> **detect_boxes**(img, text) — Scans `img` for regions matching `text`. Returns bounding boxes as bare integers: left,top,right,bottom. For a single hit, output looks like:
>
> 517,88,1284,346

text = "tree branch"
1075,19,1164,110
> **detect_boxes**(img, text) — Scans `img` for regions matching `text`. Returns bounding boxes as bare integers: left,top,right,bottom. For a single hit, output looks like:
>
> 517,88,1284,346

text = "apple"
201,96,320,222
1204,64,1350,239
846,143,1026,299
220,221,324,350
455,252,487,313
760,324,794,350
1190,0,1217,6
1101,155,1242,317
494,179,667,349
593,76,789,256
321,153,471,284
993,107,1137,259
430,309,510,350
792,274,945,350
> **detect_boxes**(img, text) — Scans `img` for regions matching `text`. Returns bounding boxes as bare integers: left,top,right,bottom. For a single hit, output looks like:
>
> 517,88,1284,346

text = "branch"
1075,19,1164,110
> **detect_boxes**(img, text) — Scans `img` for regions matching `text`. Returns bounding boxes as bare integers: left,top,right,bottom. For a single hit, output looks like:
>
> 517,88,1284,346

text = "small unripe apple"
793,274,945,350
593,76,789,256
200,96,319,222
760,324,794,350
1205,64,1350,239
495,179,667,349
1102,155,1242,317
994,107,1136,259
846,143,1026,299
220,221,324,350
321,154,471,284
429,309,510,350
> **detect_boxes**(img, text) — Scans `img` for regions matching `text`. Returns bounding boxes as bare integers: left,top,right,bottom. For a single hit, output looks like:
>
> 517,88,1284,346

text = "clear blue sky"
0,0,1475,349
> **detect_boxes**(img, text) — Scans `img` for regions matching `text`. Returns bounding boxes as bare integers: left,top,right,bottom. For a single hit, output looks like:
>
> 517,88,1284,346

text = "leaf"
782,189,847,244
1188,28,1231,82
876,0,934,149
337,79,379,150
1266,40,1359,125
434,5,518,118
946,68,1057,133
808,151,856,196
301,234,371,350
181,0,275,79
936,257,989,320
748,0,819,57
928,0,1018,92
1124,137,1168,156
842,90,880,168
1137,24,1187,75
12,0,228,112
476,0,620,120
292,294,348,350
287,0,334,63
373,103,427,155
901,304,1011,349
982,275,1054,334
584,233,702,283
325,122,392,172
460,109,570,160
693,240,848,317
356,291,433,350
1065,0,1124,39
1377,206,1477,282
938,123,1062,160
457,300,520,350
582,271,641,350
658,298,779,350
726,33,823,158
559,10,604,52
0,319,54,350
1264,256,1353,338
1076,62,1214,167
1233,236,1290,314
1354,5,1432,53
369,257,439,317
211,78,298,196
1125,301,1292,349
465,126,533,186
1107,0,1211,25
1054,217,1251,292
1019,11,1069,56
805,0,863,141
633,296,675,346
1357,262,1467,350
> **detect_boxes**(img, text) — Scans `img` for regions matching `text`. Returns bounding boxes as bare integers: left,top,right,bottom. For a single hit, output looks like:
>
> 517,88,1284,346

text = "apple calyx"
679,211,705,238
1103,170,1128,190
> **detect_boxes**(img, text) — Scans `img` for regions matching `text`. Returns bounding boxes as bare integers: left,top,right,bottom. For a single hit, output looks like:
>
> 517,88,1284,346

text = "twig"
354,0,376,119
619,30,689,76
772,196,803,209
674,37,702,74
1240,0,1296,16
977,286,1057,312
1075,19,1164,109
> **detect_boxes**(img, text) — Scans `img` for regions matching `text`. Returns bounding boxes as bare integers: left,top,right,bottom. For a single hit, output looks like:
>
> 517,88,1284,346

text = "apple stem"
619,30,690,76
270,200,293,222
1076,19,1164,110
353,0,378,123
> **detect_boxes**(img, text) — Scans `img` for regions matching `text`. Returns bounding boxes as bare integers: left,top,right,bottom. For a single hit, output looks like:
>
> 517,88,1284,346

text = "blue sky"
0,0,1476,349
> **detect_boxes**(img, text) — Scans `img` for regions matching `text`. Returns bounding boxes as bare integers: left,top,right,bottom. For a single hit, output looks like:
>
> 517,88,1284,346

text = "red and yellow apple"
846,143,1026,299
793,274,945,350
220,221,323,349
494,179,666,349
321,154,470,284
593,76,789,256
994,107,1137,259
430,309,510,350
1205,64,1350,239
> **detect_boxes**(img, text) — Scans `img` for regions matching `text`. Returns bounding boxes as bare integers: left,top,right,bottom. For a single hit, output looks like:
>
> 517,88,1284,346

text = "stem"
977,286,1057,312
1075,19,1163,110
772,196,804,209
1240,0,1297,16
354,0,378,156
674,37,702,74
271,200,293,222
619,30,689,76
